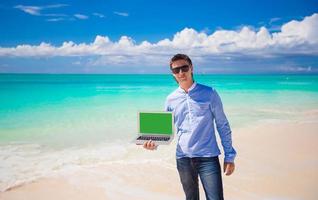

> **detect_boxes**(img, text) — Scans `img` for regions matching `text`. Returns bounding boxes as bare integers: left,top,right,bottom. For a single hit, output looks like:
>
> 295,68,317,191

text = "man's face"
171,59,193,84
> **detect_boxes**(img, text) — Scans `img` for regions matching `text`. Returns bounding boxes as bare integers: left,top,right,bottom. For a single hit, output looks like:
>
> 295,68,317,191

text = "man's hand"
143,140,158,150
224,162,235,176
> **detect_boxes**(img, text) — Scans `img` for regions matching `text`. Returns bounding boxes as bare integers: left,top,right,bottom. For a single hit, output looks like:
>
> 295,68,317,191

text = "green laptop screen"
139,112,173,135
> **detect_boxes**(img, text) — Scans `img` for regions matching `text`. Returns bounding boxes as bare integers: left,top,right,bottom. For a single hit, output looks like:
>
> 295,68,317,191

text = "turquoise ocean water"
0,74,318,191
1,74,317,146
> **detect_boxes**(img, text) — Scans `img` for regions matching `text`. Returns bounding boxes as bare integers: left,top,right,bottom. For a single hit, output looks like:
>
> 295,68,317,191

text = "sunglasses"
171,65,190,74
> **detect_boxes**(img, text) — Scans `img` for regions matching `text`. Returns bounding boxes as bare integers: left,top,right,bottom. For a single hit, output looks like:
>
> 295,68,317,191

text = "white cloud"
114,11,129,17
1,13,317,66
46,18,65,22
74,14,89,20
14,5,41,15
43,4,68,9
14,4,107,22
14,4,68,16
269,17,281,25
93,13,105,18
279,65,312,72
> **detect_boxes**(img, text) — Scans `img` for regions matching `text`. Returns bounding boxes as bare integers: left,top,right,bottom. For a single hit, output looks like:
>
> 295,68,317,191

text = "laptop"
134,111,174,145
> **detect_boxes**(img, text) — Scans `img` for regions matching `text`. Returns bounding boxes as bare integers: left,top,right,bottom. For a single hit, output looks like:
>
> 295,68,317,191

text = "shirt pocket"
192,102,210,116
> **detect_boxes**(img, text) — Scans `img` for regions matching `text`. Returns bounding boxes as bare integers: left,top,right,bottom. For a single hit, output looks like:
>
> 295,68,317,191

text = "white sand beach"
1,120,317,200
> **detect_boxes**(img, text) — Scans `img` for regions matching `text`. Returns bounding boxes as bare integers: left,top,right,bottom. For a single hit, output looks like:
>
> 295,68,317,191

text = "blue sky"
0,0,318,74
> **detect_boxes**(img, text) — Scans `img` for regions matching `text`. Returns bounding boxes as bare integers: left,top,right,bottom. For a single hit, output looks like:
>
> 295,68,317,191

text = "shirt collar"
178,82,197,93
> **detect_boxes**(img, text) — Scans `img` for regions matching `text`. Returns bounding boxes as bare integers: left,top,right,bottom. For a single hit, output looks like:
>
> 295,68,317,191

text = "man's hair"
169,54,192,68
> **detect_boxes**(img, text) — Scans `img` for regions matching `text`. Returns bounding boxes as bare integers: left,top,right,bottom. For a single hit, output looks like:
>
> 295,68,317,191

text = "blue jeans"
176,157,224,200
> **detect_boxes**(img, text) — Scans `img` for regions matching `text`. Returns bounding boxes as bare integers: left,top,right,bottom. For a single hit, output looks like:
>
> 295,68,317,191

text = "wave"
0,141,176,192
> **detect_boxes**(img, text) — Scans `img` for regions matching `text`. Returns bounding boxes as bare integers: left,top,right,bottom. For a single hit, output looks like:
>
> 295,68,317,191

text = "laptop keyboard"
137,136,170,141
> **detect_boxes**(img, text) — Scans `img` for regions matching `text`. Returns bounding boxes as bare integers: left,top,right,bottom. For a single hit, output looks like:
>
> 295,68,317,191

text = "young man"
143,54,236,200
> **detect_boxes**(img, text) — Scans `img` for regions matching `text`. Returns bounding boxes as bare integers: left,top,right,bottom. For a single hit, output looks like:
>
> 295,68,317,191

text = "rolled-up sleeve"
211,89,237,163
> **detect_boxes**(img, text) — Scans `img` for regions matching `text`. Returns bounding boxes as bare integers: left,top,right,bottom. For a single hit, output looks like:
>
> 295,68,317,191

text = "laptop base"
133,134,172,145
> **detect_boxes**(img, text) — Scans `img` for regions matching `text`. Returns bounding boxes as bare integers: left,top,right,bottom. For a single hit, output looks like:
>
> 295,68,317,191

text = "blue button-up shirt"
165,82,236,162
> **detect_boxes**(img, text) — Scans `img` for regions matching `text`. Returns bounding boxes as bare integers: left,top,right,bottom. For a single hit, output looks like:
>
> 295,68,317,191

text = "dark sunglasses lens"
182,65,189,72
171,65,189,74
172,68,180,74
